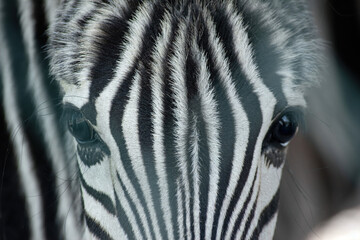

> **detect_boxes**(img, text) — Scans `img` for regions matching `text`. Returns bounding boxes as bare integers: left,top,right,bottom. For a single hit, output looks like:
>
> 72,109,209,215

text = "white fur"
169,21,193,240
80,183,127,239
77,155,115,211
150,11,175,240
246,0,312,108
176,179,185,240
47,1,319,239
111,165,146,240
256,213,278,240
233,174,261,240
191,41,222,240
245,158,283,240
122,70,162,239
195,11,252,240
223,3,279,238
189,114,201,240
93,2,156,238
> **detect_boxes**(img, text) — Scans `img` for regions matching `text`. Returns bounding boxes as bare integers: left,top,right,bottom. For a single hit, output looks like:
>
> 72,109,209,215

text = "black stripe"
115,175,141,240
196,100,212,240
109,3,168,239
84,2,142,125
161,16,181,240
210,9,263,240
185,52,199,240
250,188,280,240
79,169,116,215
108,17,160,240
195,12,238,240
241,191,258,240
89,14,131,101
137,3,168,239
76,142,110,167
85,212,113,240
88,1,142,96
238,5,288,116
110,67,158,239
230,169,258,240
192,12,238,239
177,12,221,239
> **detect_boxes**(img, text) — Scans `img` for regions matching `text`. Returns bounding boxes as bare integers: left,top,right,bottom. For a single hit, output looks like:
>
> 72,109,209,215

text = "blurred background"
275,0,360,239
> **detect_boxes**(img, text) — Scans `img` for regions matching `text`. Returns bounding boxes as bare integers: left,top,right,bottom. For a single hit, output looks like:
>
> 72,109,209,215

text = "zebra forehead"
50,0,319,108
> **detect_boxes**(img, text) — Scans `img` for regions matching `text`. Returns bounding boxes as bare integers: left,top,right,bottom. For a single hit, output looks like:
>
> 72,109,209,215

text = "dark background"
326,0,359,82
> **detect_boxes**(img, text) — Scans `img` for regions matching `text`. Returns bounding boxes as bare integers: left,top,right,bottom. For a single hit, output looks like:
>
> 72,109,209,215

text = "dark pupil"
68,113,94,143
273,115,297,144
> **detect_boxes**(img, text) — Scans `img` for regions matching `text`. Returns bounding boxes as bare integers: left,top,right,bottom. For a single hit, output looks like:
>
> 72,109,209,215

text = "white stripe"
122,70,162,240
176,179,185,240
17,1,81,238
224,3,275,103
227,173,260,240
255,212,278,240
169,21,192,240
80,184,128,239
246,0,307,107
189,114,201,240
77,153,115,211
0,5,45,239
191,46,222,240
278,69,307,107
244,157,283,240
111,165,145,240
222,4,277,238
197,12,252,240
95,2,155,239
150,11,175,240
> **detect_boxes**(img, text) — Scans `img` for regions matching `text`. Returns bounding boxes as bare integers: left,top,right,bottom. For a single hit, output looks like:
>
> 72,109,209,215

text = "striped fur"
0,0,320,239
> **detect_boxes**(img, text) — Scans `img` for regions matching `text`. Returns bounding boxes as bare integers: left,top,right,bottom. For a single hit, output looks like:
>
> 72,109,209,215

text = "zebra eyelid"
271,106,305,130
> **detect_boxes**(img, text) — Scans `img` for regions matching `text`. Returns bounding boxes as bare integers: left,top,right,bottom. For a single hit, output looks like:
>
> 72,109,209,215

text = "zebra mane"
49,0,321,93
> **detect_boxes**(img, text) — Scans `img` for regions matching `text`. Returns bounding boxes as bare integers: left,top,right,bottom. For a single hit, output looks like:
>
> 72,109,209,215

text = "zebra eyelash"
263,107,305,149
61,105,83,128
272,106,306,132
61,104,99,144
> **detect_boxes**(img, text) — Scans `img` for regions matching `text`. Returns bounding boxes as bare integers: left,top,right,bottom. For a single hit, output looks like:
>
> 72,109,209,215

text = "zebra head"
49,0,319,239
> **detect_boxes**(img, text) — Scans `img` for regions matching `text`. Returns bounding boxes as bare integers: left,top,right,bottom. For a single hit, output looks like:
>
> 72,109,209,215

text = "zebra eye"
270,113,298,147
67,112,96,144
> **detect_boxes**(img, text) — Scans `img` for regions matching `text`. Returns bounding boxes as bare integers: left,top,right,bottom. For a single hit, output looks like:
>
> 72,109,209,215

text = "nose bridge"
76,2,294,239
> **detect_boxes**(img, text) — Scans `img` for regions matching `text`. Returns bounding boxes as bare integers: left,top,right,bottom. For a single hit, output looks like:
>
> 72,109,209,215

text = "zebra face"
50,1,318,239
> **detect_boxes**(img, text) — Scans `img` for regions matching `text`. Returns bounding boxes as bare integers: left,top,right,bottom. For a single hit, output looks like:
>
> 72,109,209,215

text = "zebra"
0,0,320,239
